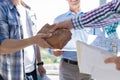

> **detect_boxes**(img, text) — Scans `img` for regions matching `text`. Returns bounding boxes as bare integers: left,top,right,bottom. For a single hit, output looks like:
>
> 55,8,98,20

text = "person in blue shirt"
51,0,93,80
48,0,120,72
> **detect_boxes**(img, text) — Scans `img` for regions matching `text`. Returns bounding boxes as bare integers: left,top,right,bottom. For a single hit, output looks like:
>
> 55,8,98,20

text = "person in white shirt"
16,1,46,80
51,0,93,80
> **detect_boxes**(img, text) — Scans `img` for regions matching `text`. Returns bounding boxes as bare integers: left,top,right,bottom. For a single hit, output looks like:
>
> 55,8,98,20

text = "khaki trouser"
59,59,93,80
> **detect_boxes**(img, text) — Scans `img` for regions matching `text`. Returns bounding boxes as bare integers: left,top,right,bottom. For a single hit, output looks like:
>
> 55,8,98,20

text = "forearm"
36,46,46,75
36,46,41,63
72,0,120,29
0,36,36,54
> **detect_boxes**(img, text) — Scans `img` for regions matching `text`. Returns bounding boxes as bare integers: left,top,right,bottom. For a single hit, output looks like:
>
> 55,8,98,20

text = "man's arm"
0,4,52,54
36,46,46,77
0,33,52,54
50,0,120,31
72,0,120,29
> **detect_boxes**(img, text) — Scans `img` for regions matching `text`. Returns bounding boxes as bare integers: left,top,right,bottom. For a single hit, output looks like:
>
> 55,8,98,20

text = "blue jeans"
25,69,37,80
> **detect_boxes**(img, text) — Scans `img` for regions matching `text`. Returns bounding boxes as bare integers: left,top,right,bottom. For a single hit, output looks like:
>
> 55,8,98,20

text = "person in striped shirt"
49,0,120,71
50,0,120,31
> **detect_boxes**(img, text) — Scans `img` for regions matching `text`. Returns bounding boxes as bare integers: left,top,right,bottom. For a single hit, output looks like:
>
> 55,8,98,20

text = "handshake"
37,23,72,49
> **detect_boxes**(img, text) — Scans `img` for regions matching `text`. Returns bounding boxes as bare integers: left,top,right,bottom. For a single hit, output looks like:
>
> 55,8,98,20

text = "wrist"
33,35,40,44
37,61,44,66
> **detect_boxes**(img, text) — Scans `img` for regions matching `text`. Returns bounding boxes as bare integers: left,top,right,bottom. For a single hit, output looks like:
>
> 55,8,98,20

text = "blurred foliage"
40,47,60,64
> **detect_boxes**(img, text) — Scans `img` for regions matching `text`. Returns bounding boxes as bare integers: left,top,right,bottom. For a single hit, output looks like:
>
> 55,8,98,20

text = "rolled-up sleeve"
71,0,120,29
0,5,9,45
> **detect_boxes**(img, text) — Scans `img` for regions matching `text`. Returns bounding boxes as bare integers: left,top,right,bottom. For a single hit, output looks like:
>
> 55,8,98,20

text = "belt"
62,58,78,65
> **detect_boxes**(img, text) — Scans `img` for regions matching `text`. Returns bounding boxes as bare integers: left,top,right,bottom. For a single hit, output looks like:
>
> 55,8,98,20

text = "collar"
5,0,15,10
65,10,84,16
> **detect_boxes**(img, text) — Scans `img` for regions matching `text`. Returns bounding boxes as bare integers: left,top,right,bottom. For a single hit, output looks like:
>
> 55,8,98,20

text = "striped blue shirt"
72,0,120,30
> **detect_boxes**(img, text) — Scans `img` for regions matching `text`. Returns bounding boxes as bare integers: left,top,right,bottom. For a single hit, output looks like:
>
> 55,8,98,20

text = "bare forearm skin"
36,46,41,63
0,36,37,54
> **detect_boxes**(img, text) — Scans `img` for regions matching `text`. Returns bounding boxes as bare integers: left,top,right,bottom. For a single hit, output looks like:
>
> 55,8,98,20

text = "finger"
104,57,116,63
49,25,58,32
38,33,52,38
38,39,53,48
43,42,53,48
48,24,57,32
42,43,52,48
116,63,120,70
117,56,120,60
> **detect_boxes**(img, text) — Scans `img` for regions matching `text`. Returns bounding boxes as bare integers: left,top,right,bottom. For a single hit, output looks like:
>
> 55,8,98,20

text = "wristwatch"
37,61,44,66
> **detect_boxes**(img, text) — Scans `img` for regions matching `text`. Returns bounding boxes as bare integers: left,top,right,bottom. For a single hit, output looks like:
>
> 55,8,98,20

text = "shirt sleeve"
0,5,9,45
71,0,120,29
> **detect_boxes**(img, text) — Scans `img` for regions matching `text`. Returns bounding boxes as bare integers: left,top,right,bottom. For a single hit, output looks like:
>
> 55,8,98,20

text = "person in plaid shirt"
0,0,51,80
49,0,120,71
50,0,120,31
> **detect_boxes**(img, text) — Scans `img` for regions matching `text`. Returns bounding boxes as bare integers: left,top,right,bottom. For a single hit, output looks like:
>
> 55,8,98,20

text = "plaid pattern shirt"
0,1,24,80
104,22,119,38
72,0,120,36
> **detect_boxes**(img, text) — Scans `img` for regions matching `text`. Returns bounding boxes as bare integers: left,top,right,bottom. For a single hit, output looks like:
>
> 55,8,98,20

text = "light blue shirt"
54,11,93,61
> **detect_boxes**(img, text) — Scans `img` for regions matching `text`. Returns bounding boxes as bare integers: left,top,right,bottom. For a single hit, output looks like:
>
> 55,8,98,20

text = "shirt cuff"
71,17,84,30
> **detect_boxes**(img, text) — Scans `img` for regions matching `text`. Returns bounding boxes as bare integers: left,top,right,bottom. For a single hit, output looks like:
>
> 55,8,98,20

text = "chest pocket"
8,18,21,39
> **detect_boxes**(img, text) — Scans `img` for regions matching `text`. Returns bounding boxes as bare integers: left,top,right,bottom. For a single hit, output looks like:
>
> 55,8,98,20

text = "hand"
52,49,64,56
37,24,56,34
49,19,73,32
104,56,120,70
38,65,46,77
34,33,52,48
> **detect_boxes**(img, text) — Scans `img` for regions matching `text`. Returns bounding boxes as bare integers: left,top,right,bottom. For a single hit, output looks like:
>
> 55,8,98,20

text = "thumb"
37,33,52,38
49,24,58,32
